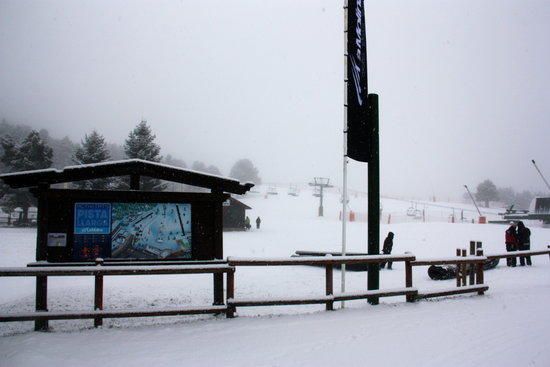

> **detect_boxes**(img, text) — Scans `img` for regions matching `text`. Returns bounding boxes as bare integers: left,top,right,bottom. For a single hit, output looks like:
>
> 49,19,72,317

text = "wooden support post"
130,174,140,190
476,249,485,295
94,258,104,327
213,273,224,306
456,248,462,287
405,260,414,302
475,241,482,285
469,241,475,285
325,264,334,311
461,249,467,286
35,275,48,331
94,275,104,327
212,189,225,306
226,268,235,318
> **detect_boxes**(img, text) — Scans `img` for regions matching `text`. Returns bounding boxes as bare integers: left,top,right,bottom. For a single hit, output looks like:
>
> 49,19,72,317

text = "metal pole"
341,0,349,308
464,185,482,217
532,159,550,192
319,186,324,217
367,94,380,305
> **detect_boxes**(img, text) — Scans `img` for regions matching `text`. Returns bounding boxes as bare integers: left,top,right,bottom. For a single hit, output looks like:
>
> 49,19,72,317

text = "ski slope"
1,186,549,367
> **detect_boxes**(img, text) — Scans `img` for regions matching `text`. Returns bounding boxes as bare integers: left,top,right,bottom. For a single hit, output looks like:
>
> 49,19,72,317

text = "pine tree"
475,179,498,208
229,159,261,185
124,120,165,191
73,130,112,190
0,131,53,224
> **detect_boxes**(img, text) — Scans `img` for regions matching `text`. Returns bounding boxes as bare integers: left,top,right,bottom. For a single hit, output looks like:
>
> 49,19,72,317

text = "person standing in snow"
256,216,261,229
380,232,394,269
244,216,251,231
505,222,518,267
516,221,532,266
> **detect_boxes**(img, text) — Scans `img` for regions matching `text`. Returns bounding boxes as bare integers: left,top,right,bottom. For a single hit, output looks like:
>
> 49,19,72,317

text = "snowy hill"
1,187,549,366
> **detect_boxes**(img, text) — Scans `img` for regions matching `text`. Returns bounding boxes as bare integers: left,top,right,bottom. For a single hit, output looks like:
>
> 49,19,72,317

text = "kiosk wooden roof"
0,159,254,195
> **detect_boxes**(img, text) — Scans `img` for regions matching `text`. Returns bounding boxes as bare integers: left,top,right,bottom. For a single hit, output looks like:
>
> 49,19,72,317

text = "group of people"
338,221,532,271
245,216,261,231
505,221,532,267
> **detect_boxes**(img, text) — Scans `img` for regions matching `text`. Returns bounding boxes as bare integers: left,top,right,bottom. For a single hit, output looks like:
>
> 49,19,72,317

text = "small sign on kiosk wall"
47,233,67,247
73,203,112,260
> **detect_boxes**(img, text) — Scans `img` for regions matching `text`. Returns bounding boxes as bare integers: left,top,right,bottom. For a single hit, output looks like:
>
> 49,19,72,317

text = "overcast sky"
1,0,549,200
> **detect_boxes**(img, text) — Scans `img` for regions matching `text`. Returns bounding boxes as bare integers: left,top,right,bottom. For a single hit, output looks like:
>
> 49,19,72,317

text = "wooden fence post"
213,273,224,306
461,249,467,286
35,275,48,331
475,241,482,284
469,241,476,285
476,249,485,295
405,260,414,302
226,268,235,318
325,264,334,311
456,248,462,287
94,258,104,327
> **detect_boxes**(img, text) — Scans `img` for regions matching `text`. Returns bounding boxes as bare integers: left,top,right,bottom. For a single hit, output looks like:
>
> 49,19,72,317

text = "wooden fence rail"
0,261,234,331
485,248,550,260
1,246,548,330
226,254,418,316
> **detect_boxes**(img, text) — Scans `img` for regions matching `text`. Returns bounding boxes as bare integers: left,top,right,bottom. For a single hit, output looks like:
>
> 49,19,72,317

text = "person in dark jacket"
516,221,532,266
244,216,251,231
256,216,261,229
505,222,518,267
380,232,394,269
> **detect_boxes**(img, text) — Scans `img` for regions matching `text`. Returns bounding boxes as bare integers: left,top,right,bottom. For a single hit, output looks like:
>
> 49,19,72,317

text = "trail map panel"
72,202,192,260
111,203,192,259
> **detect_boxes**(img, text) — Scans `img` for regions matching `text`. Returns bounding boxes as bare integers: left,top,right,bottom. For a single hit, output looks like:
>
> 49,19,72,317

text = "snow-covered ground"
1,187,549,367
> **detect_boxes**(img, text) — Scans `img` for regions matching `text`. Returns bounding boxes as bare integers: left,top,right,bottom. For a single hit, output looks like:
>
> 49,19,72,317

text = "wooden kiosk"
0,159,254,324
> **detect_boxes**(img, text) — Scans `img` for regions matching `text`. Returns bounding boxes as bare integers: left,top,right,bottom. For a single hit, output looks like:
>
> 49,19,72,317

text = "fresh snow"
0,186,549,367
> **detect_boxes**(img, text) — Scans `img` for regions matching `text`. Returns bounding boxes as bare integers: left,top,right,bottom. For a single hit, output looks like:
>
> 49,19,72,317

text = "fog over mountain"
1,0,549,200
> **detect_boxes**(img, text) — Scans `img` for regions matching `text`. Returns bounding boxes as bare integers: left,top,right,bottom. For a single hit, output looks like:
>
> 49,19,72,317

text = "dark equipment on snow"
427,258,500,280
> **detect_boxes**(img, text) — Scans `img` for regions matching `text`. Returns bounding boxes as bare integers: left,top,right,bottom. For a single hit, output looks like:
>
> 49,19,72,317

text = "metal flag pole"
341,0,349,308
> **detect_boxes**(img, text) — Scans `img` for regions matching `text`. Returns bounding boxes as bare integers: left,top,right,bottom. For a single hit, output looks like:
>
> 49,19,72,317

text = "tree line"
0,119,261,224
470,179,543,209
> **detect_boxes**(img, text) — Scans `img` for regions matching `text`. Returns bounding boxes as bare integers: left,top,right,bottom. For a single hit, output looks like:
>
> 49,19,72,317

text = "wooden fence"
0,259,233,331
0,245,548,330
226,254,418,317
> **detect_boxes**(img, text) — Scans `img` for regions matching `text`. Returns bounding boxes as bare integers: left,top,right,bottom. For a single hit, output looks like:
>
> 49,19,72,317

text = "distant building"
223,197,251,231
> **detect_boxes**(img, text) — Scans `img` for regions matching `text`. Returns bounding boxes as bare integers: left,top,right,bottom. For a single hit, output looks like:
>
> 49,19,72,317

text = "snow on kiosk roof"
0,159,255,195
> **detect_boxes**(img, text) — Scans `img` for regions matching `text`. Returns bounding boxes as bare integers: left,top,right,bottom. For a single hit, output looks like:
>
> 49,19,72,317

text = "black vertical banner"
347,0,369,162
